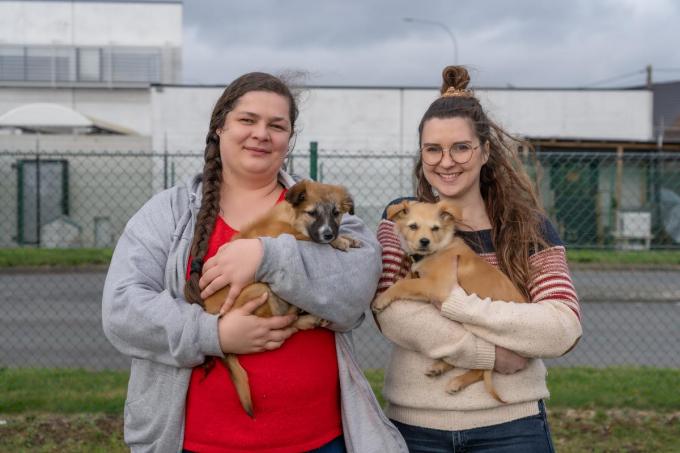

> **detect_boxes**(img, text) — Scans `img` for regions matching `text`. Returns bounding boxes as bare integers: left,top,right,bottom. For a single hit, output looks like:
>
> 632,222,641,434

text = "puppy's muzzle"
414,237,433,253
319,225,335,243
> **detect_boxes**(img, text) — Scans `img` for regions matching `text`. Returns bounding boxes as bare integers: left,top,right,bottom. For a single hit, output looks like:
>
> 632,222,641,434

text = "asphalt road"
1,270,679,370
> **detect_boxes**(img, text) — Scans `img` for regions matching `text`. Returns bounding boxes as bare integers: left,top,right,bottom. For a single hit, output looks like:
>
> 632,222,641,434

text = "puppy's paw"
346,236,362,248
331,235,361,251
445,379,465,394
426,361,453,377
425,368,443,378
294,315,325,330
371,294,392,313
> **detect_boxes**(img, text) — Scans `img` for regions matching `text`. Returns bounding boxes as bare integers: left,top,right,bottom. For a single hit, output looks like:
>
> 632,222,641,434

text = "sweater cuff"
254,236,281,282
472,337,496,370
440,286,473,323
198,311,225,358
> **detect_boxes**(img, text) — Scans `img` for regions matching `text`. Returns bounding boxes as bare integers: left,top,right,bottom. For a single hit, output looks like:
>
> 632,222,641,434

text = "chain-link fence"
1,148,679,370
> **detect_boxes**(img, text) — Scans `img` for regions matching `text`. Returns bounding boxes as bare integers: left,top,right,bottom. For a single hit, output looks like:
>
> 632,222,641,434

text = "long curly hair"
183,72,299,306
414,66,546,299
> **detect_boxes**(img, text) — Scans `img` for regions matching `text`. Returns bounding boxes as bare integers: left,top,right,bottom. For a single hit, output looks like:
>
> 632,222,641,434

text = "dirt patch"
1,410,679,452
0,413,124,452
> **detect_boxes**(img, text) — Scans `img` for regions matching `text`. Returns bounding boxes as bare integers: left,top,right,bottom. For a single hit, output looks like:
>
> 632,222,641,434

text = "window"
111,49,161,83
0,47,24,81
78,48,101,82
0,45,164,84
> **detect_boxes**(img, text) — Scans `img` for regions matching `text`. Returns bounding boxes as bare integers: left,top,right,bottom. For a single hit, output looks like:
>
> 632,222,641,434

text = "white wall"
0,87,151,135
0,1,182,47
478,89,653,142
151,85,654,154
150,85,220,152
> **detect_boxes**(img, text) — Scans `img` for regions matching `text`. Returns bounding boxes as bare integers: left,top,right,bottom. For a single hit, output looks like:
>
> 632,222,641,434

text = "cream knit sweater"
374,218,582,431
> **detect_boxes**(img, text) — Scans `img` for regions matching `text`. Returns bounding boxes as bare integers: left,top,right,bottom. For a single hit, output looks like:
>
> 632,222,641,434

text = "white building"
0,0,181,138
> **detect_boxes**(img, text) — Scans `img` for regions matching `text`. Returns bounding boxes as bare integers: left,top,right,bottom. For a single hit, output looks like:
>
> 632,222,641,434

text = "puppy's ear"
286,180,308,207
438,201,461,223
386,200,410,221
342,194,355,215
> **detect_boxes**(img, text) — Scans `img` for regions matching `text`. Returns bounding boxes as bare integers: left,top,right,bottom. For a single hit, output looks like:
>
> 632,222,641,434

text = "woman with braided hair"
373,66,582,452
103,72,407,453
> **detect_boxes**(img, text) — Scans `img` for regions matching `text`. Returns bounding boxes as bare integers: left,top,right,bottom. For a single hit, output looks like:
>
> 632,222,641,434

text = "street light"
403,17,458,65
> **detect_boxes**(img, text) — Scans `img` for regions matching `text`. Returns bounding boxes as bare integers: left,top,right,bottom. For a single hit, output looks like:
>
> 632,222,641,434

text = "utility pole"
646,64,653,90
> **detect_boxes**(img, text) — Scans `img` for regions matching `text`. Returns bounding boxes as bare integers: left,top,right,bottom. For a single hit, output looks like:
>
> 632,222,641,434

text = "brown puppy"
201,180,359,417
372,200,526,402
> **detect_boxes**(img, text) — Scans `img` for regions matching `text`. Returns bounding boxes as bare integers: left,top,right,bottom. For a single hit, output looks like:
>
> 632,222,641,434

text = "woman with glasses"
373,65,582,452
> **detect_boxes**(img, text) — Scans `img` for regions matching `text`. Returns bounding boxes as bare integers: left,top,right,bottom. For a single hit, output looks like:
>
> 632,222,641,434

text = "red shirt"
183,192,342,453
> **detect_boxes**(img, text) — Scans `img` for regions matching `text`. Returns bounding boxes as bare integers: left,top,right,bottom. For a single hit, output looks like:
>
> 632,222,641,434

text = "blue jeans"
307,435,346,452
391,401,555,453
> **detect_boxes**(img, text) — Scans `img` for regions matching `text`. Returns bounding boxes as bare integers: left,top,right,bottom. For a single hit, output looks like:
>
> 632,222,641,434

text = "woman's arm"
376,301,496,370
440,246,582,358
255,213,382,332
101,190,223,368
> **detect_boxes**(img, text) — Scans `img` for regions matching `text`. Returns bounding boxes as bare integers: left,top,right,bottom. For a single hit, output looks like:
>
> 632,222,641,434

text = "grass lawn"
567,249,680,266
0,248,112,268
1,367,679,452
2,248,680,268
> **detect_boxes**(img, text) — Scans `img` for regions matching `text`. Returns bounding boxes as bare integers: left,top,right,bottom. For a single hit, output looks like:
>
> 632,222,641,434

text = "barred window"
0,46,24,81
0,45,163,84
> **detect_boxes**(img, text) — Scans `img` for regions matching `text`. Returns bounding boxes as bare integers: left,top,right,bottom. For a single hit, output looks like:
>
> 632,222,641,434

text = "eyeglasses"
420,142,479,165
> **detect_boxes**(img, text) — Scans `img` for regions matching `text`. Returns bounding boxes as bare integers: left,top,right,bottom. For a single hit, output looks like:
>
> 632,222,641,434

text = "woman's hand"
493,345,528,374
217,293,298,354
200,238,264,311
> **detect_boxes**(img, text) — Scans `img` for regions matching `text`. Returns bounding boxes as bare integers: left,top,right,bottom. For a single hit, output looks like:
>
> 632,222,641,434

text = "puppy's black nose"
419,238,430,247
323,232,335,241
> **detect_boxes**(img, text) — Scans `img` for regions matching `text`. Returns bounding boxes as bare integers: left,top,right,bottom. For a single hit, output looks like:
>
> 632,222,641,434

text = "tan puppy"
372,200,526,402
202,180,359,417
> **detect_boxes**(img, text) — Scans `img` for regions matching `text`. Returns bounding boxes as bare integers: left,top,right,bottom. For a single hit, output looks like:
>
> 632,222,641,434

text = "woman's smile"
434,170,463,183
245,145,271,155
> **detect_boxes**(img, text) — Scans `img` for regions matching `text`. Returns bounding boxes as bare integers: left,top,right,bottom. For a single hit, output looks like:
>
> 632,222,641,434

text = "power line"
583,69,646,88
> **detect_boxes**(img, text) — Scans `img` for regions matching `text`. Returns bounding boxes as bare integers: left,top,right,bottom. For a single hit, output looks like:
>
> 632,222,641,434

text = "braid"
182,71,298,307
184,141,222,306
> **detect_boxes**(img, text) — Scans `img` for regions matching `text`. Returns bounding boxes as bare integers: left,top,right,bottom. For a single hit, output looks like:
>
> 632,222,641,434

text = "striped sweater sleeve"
440,245,582,358
373,219,496,371
375,219,410,295
529,246,581,320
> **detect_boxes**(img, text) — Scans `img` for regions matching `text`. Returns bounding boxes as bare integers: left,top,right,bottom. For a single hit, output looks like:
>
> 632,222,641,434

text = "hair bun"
441,66,470,95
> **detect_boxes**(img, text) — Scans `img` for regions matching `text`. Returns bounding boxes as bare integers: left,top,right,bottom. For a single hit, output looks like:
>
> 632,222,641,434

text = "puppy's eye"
432,226,440,232
306,210,317,217
408,224,418,231
332,207,340,216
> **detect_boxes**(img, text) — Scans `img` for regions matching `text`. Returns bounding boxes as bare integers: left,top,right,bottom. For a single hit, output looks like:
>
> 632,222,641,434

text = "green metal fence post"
310,141,318,181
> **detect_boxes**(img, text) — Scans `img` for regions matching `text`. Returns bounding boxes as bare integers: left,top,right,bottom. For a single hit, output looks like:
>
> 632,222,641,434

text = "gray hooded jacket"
101,171,407,453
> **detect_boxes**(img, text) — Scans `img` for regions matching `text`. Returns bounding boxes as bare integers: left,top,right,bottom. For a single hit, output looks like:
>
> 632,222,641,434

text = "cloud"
182,0,680,88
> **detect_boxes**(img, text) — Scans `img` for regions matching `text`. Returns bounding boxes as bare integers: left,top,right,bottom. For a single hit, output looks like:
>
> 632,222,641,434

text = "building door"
549,156,599,246
17,159,69,245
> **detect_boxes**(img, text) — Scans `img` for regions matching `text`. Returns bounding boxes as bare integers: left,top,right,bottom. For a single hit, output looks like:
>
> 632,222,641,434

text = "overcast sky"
182,0,680,89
